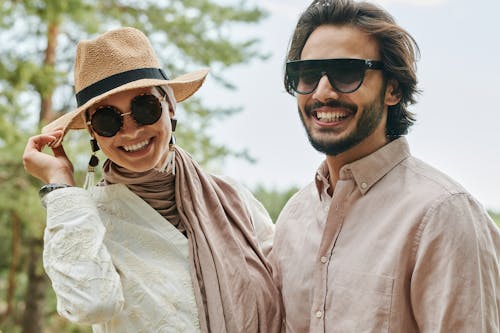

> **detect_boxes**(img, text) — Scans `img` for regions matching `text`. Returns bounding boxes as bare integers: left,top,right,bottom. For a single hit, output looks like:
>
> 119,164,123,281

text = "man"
269,0,500,332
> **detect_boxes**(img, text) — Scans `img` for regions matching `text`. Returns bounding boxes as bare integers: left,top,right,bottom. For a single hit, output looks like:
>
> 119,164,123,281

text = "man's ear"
385,79,402,106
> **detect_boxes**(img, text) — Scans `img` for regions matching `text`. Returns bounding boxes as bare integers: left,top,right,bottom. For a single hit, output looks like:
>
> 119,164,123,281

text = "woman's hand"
23,130,75,185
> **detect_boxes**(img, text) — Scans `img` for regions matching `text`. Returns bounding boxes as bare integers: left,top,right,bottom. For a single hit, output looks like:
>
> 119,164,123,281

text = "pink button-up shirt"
269,137,500,332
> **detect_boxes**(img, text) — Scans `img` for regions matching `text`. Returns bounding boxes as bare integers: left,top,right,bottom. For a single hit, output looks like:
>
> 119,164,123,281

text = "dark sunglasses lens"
285,64,301,95
131,94,163,125
327,60,365,93
296,68,323,94
91,107,122,137
286,59,367,94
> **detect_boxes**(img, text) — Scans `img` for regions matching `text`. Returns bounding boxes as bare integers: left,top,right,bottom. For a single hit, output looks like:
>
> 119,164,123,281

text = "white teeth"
123,139,150,152
316,111,348,122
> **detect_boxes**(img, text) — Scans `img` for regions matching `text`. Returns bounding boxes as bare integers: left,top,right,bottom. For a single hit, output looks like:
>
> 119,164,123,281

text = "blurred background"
1,0,498,332
204,0,500,212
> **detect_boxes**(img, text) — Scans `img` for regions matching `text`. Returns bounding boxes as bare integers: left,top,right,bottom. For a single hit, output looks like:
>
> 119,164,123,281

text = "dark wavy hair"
285,0,420,137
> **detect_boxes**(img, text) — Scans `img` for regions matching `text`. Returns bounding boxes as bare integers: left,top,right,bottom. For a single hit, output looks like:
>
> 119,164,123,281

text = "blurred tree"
488,211,500,227
0,0,267,331
253,185,299,222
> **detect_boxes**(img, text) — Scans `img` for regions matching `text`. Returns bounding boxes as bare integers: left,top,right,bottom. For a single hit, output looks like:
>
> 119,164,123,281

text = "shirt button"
361,182,368,189
320,256,328,264
315,310,323,318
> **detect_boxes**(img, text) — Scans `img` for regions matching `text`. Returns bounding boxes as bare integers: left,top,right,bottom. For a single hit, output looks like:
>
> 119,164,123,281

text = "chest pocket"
326,269,394,333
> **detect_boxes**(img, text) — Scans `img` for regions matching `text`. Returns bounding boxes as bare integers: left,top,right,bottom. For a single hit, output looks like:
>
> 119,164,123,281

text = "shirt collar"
315,161,330,200
314,137,411,197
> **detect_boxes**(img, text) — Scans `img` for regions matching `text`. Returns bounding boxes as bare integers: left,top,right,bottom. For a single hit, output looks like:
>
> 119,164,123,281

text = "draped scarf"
102,147,282,332
102,159,182,231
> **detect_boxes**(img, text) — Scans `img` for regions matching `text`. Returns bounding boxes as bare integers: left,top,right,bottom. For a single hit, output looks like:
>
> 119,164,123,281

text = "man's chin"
308,135,358,156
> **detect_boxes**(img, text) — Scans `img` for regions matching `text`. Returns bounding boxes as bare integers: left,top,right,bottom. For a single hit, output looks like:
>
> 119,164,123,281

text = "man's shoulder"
391,156,492,226
396,155,469,198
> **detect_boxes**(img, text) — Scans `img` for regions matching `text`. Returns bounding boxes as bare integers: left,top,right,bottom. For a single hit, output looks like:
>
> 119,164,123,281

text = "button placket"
310,179,353,331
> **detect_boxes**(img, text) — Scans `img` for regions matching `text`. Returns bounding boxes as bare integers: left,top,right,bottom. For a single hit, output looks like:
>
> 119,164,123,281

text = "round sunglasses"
285,58,384,95
88,93,165,137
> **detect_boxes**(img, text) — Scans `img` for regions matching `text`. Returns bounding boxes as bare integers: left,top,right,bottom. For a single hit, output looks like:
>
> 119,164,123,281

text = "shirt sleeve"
411,192,500,332
218,176,275,256
43,187,124,324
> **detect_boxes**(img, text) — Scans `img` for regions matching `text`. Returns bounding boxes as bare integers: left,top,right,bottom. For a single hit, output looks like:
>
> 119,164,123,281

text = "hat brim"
42,68,209,136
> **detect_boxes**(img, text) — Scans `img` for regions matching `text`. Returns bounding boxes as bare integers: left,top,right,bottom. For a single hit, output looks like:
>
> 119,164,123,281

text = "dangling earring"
168,134,176,175
83,138,100,190
171,118,177,132
160,118,177,174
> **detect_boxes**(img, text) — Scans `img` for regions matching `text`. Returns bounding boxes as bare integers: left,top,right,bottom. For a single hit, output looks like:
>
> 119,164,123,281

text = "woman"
23,27,282,332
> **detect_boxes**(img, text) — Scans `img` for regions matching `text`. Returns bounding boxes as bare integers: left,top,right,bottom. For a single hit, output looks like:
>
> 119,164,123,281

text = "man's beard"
299,90,385,156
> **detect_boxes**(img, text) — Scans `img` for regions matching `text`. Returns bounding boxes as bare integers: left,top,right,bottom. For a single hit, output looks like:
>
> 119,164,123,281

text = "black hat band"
76,67,169,107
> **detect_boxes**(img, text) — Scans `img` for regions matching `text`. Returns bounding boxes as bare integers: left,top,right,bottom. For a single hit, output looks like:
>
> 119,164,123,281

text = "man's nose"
312,74,340,102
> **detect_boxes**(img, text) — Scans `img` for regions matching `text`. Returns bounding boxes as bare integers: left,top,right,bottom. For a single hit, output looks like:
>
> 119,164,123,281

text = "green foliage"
488,210,500,227
1,0,267,162
176,96,255,170
253,185,299,223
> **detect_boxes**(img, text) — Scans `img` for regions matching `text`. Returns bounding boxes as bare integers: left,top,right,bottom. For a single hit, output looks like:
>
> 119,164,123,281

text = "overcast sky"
198,0,499,211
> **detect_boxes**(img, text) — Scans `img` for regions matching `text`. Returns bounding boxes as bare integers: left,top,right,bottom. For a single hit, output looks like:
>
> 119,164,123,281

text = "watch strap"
39,183,72,208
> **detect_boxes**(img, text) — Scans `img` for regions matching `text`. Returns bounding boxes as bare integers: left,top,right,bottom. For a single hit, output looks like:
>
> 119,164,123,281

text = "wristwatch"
39,183,72,208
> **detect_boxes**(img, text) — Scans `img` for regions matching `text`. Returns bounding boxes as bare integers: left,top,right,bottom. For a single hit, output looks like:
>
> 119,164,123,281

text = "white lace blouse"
43,181,274,333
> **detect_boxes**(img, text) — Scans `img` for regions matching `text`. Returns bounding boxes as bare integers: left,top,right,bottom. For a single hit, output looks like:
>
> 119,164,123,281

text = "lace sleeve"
43,187,124,324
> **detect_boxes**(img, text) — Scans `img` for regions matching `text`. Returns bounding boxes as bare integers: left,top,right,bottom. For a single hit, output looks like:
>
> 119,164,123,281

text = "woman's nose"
120,112,142,137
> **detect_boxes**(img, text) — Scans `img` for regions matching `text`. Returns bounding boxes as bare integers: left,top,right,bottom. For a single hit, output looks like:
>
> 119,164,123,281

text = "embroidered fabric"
43,180,275,332
44,185,200,332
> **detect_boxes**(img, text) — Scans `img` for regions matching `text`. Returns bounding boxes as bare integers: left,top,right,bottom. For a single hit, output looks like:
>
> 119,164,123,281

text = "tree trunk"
21,239,48,333
2,212,21,320
40,23,58,125
20,21,60,333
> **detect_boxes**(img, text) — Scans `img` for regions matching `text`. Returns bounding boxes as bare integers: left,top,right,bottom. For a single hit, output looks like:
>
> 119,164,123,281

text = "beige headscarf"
174,147,282,332
102,147,283,332
102,85,282,331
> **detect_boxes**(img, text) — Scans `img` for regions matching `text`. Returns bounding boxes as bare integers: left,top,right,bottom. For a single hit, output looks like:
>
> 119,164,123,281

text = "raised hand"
23,130,75,185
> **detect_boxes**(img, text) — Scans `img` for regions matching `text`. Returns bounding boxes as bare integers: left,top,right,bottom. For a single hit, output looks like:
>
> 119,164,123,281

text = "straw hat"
42,27,209,136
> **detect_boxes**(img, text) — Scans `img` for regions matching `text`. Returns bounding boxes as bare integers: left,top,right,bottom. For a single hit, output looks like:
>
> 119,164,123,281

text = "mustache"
305,100,357,115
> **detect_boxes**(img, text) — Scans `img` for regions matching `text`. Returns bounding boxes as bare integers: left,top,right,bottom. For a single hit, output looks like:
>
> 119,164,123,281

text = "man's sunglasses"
88,93,165,137
285,58,384,95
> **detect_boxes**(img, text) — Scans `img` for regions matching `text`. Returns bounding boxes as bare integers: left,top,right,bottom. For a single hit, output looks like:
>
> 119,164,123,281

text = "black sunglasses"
285,58,384,95
88,93,165,137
